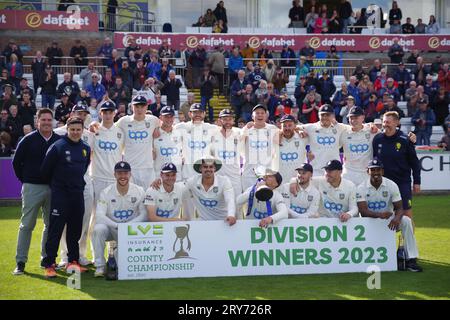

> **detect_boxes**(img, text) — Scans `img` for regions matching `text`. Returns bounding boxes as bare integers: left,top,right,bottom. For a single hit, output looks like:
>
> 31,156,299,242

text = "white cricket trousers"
399,215,419,259
92,224,118,268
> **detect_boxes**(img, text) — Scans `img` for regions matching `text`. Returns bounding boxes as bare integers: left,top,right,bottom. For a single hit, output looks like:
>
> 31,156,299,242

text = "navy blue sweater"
12,131,61,184
40,135,91,192
372,130,421,185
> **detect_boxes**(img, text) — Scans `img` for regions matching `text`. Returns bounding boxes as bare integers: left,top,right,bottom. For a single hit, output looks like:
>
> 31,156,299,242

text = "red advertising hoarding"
114,32,450,52
0,10,98,31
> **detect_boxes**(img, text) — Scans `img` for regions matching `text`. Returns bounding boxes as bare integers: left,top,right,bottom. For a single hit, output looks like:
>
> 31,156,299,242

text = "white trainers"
94,266,105,278
56,260,67,270
79,257,93,266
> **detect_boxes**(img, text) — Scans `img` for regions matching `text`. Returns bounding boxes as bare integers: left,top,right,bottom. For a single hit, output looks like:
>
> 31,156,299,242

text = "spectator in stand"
244,61,254,78
87,98,99,122
248,64,267,91
158,58,174,83
424,74,440,102
272,66,289,93
299,40,316,68
7,54,23,93
326,45,339,69
146,54,161,80
40,66,57,109
305,6,318,33
8,105,22,145
281,45,296,67
347,76,361,106
124,36,141,58
212,19,227,33
369,59,383,83
351,10,366,34
407,49,420,64
438,63,450,92
374,68,388,91
57,0,75,11
317,70,336,104
328,10,342,34
426,15,440,34
57,72,80,104
162,70,182,110
402,17,415,34
213,1,228,27
277,91,294,116
179,92,194,121
0,84,17,112
107,49,122,78
394,62,412,101
31,51,47,94
86,73,106,102
230,70,248,119
432,87,450,131
265,83,281,120
413,56,431,86
353,64,367,82
118,60,134,91
389,19,402,34
158,39,174,59
228,47,244,87
190,46,206,88
133,59,149,90
127,50,138,70
0,131,13,157
430,55,443,75
339,95,356,124
305,71,320,91
302,91,321,123
388,1,402,25
254,80,268,106
289,0,305,28
332,82,351,122
97,37,113,66
338,0,353,33
203,8,217,27
379,95,405,119
79,61,98,90
415,18,427,34
114,102,127,122
438,129,450,150
257,44,273,67
101,68,115,92
18,92,36,128
54,93,73,124
75,89,90,106
0,108,16,134
241,42,256,64
378,78,400,102
412,99,436,145
200,68,216,123
358,75,372,107
364,93,380,123
388,37,404,63
315,10,330,33
45,41,63,67
295,56,309,86
16,78,34,103
0,70,14,95
192,16,206,27
263,59,276,84
239,84,256,122
208,45,225,95
70,39,88,72
109,76,131,106
148,94,166,118
405,81,418,116
2,40,23,63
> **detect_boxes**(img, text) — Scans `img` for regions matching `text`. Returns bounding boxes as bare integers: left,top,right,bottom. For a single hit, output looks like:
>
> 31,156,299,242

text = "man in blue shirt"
372,111,421,219
12,108,61,275
41,117,91,278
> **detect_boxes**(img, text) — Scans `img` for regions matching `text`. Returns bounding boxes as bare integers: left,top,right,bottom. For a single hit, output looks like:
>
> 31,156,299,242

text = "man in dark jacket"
45,41,64,66
338,0,353,33
317,70,336,104
12,108,61,275
388,37,404,64
70,40,88,71
31,51,47,93
162,70,182,110
57,72,80,104
40,66,58,109
289,0,305,28
200,68,216,123
213,1,228,26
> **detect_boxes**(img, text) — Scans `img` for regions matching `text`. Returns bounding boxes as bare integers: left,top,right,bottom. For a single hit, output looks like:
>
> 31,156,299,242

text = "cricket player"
211,108,244,203
145,162,188,222
241,104,279,191
237,168,288,228
184,157,236,225
92,161,147,277
153,106,183,182
116,95,160,189
357,159,422,272
280,163,320,218
54,102,94,267
278,114,307,182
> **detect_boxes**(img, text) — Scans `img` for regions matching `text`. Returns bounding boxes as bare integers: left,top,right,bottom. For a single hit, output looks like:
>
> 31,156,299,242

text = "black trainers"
40,259,46,269
406,259,423,272
13,262,25,275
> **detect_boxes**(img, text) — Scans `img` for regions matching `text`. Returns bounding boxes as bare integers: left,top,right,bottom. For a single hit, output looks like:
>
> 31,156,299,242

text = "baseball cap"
100,100,116,111
131,95,147,105
367,159,384,169
72,101,90,113
374,118,382,125
418,98,427,104
252,104,267,112
160,106,175,116
296,163,313,173
323,159,343,171
319,104,334,114
280,114,296,123
322,69,329,74
347,106,364,117
161,162,177,173
218,108,234,118
347,95,355,100
398,62,404,66
114,161,131,172
307,85,316,92
189,103,204,112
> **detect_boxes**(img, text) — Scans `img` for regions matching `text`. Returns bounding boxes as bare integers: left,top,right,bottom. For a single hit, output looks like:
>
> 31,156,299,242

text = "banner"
0,9,98,31
114,32,450,52
118,218,397,280
418,151,450,190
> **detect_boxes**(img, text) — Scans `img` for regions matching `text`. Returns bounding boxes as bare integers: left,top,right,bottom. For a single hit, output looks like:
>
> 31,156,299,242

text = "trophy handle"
185,224,191,251
173,226,178,252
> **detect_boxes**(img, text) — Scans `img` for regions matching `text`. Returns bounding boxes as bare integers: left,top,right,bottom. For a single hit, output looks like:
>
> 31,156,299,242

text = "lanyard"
246,179,272,217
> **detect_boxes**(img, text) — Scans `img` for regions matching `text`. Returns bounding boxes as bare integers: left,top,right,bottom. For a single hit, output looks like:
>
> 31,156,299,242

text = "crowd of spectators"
192,1,228,33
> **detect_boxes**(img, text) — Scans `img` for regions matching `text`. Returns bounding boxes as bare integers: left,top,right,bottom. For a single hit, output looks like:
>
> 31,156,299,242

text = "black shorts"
397,182,413,210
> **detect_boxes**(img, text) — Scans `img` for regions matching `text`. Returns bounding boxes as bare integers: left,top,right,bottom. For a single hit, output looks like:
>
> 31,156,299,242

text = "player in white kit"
92,161,147,277
116,95,160,189
54,102,94,267
184,157,236,225
280,163,320,218
241,104,279,191
145,162,188,222
356,159,422,272
153,106,183,182
211,109,244,211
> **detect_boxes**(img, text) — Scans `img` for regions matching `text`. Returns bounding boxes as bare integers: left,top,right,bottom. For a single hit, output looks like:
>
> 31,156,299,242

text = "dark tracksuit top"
372,129,421,209
41,135,91,266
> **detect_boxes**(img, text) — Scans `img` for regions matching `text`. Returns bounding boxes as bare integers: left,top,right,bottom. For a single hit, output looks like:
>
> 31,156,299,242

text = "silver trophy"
253,166,273,201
